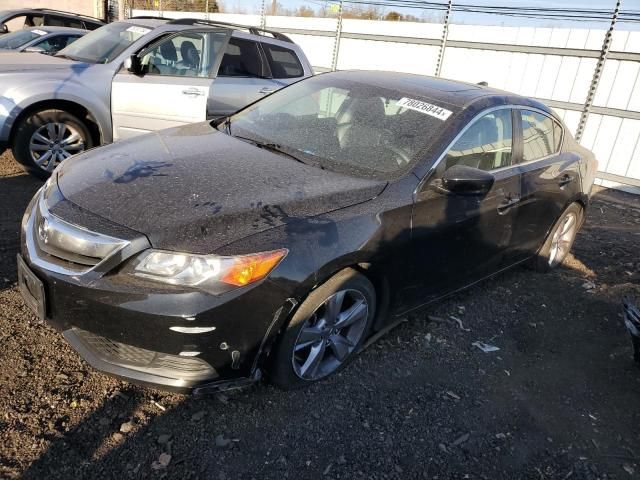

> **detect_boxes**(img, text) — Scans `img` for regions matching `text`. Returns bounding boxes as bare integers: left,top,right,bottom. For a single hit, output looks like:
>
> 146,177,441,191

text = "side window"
521,110,562,162
34,35,80,53
5,15,43,32
45,15,67,27
217,38,268,78
83,21,103,31
261,43,304,78
444,109,513,171
64,19,85,29
140,31,226,78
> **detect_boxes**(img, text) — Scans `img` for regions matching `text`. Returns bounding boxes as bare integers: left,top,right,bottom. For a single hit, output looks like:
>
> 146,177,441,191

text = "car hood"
57,123,387,254
0,51,82,71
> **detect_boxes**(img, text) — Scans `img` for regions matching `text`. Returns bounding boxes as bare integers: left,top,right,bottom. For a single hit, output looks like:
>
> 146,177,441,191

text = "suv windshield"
226,75,456,179
0,29,43,49
56,22,152,63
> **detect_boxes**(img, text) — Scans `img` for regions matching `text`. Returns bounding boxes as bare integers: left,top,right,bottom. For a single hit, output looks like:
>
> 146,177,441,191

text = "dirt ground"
0,150,639,480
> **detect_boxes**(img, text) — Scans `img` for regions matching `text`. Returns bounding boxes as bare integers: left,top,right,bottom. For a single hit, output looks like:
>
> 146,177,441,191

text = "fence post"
435,0,452,77
260,0,267,30
575,0,622,142
331,0,344,72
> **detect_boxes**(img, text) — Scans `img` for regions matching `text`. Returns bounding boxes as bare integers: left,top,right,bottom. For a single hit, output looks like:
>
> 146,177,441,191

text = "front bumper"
19,186,296,393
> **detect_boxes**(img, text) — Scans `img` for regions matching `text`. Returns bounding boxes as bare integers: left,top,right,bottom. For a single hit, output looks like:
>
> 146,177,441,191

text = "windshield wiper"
234,135,306,165
54,53,79,61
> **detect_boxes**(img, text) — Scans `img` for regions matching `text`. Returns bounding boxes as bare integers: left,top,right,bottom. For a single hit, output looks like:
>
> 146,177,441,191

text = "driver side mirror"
0,24,8,34
434,165,495,196
124,54,143,75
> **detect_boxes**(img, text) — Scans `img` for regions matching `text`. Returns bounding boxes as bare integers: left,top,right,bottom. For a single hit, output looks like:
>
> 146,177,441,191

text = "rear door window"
261,43,304,78
217,38,269,78
520,110,563,162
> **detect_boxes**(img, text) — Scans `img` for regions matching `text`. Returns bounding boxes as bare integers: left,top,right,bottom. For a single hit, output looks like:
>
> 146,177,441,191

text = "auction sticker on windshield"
32,29,47,36
396,97,452,121
126,26,151,35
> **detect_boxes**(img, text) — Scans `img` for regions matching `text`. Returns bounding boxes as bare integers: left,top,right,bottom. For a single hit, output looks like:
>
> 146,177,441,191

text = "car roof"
0,9,103,22
123,18,169,28
124,17,296,46
327,70,551,112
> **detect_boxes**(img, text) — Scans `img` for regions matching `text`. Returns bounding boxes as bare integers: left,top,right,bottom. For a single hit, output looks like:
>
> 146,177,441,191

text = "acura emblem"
38,218,49,244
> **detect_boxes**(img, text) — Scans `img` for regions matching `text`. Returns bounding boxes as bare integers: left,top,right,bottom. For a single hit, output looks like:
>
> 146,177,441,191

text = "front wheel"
269,268,376,389
12,109,92,179
531,202,583,272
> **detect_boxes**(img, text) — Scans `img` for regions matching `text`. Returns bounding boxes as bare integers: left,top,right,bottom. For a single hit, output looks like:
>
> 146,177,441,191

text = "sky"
220,0,640,30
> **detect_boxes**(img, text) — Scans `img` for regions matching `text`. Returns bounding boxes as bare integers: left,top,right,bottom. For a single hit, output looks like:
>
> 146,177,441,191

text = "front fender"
0,75,112,145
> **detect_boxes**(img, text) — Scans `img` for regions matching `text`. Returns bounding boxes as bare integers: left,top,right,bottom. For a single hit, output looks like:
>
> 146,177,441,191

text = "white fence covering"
134,10,640,194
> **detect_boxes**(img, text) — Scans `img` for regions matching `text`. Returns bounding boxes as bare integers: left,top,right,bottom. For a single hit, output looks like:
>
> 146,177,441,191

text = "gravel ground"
0,150,639,480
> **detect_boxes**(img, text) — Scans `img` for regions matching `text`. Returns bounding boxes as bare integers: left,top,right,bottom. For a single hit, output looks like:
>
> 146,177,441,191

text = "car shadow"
0,173,43,289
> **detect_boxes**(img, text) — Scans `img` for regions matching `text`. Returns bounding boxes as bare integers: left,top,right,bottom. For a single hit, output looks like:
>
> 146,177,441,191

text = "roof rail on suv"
32,8,104,22
128,15,170,21
167,18,293,43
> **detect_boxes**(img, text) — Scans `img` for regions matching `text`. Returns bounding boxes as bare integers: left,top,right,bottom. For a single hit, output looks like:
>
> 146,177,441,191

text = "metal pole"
435,0,452,77
331,1,344,72
260,0,267,30
118,0,125,20
205,0,209,20
575,0,622,142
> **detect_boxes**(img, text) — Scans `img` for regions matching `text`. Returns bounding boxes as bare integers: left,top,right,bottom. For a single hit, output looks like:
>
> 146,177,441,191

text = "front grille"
24,183,129,275
72,328,217,381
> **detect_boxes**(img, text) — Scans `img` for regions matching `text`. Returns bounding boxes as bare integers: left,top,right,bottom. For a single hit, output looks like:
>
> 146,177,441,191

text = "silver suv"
0,17,313,178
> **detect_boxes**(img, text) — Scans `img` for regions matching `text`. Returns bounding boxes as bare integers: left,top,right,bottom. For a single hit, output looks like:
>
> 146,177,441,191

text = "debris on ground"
472,341,500,353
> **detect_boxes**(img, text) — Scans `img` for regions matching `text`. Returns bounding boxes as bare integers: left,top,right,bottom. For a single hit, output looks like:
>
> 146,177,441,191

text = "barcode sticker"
396,97,452,121
126,26,151,35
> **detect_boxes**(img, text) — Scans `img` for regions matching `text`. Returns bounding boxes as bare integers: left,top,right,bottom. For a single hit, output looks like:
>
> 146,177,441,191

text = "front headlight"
127,248,287,294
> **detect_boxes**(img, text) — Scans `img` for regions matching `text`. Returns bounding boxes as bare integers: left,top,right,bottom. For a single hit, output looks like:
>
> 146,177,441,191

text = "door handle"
558,173,575,187
259,87,276,94
182,88,205,96
497,195,521,214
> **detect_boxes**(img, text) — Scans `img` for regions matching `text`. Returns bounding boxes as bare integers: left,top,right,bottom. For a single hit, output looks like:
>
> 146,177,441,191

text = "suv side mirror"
0,24,8,34
436,165,495,196
124,54,142,75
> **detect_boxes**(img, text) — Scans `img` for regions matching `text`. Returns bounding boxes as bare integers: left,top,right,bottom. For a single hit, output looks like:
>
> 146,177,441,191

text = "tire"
269,268,376,390
12,109,93,179
530,202,583,273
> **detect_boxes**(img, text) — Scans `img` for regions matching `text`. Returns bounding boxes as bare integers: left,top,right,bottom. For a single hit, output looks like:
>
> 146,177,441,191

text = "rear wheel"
269,269,376,389
531,202,583,272
12,109,92,179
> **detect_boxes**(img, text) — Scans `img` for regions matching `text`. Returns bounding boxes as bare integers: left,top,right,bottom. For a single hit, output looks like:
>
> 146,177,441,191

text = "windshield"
56,22,152,63
225,75,456,179
0,29,44,49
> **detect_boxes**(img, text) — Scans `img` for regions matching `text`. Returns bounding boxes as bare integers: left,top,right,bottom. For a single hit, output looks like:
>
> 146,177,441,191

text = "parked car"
0,17,313,178
18,71,598,393
0,26,86,55
0,8,103,34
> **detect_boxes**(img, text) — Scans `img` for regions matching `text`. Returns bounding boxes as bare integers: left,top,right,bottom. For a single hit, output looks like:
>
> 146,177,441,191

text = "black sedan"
18,71,598,393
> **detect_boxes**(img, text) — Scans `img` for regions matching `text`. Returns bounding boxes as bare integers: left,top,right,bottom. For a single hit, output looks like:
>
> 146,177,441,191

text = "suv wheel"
269,268,376,389
13,109,92,179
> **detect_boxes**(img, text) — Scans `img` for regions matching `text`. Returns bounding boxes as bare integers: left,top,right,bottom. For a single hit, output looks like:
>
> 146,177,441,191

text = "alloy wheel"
548,211,578,267
292,289,369,381
29,122,85,172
